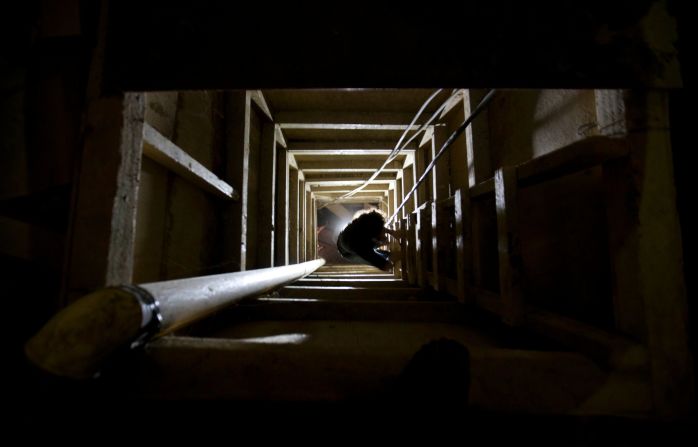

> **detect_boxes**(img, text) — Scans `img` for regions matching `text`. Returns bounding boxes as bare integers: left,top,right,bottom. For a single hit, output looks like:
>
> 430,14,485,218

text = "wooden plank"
517,136,629,187
256,120,276,267
143,123,238,200
495,166,524,326
288,169,300,264
454,188,473,304
63,93,145,302
470,178,494,198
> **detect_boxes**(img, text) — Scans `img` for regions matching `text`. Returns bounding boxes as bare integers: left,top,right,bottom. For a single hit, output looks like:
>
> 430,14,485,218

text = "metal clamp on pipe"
117,285,163,349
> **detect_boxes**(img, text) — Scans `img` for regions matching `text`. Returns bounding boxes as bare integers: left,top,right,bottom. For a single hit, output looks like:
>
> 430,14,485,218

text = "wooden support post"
608,90,692,418
274,143,289,266
305,188,313,260
299,179,306,262
311,194,318,259
223,91,250,271
430,202,441,291
257,120,276,268
495,166,524,326
454,188,473,304
388,184,395,218
416,140,431,206
432,125,451,201
399,218,408,281
403,164,416,215
396,176,404,219
430,200,451,293
464,89,493,186
288,169,300,264
406,213,418,285
245,103,262,270
416,206,429,288
63,93,145,303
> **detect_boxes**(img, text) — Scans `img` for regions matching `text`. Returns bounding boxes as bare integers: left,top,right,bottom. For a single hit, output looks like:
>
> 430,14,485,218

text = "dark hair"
339,210,385,251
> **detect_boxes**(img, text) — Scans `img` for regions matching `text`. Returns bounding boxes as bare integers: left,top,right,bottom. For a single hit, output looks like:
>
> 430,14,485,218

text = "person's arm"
384,227,403,240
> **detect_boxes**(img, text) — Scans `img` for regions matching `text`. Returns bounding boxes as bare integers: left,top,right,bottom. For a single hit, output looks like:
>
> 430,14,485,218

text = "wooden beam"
621,91,692,417
470,178,494,198
249,90,273,121
287,140,417,151
274,146,289,266
280,123,422,131
290,149,414,157
303,172,396,183
438,89,466,119
495,166,524,326
276,110,422,126
305,189,312,261
406,213,417,286
297,160,403,172
64,93,145,302
416,206,429,288
432,125,451,201
299,180,307,262
142,123,238,201
274,124,287,148
289,169,300,264
430,201,451,292
287,153,298,170
256,120,276,268
223,91,250,271
464,89,493,186
310,184,390,193
517,136,629,187
403,164,416,215
454,188,473,304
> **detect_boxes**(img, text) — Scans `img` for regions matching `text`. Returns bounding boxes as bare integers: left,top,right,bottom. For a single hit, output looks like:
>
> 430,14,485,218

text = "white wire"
318,88,460,209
